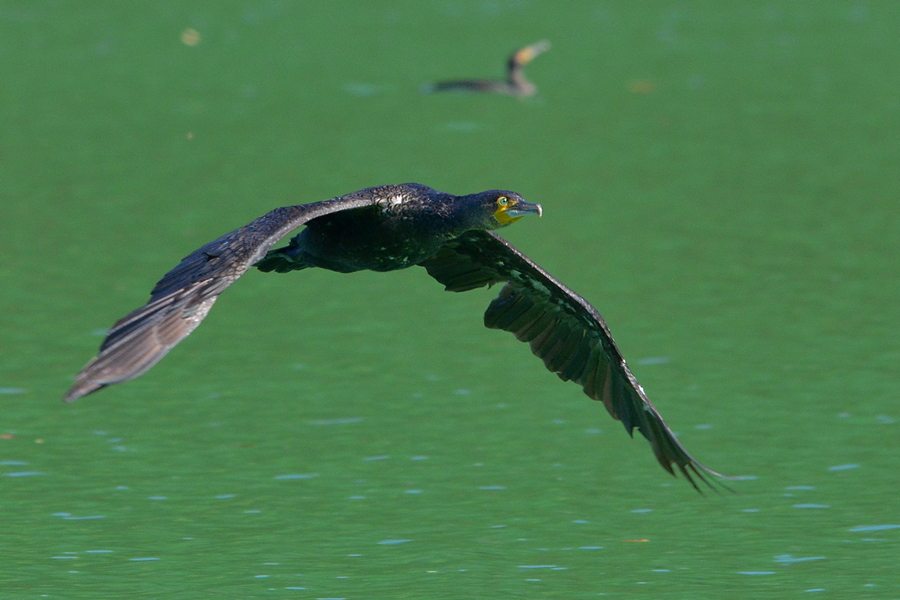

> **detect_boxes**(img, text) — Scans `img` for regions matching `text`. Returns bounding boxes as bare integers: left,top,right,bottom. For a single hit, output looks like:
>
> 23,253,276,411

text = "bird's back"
264,184,460,274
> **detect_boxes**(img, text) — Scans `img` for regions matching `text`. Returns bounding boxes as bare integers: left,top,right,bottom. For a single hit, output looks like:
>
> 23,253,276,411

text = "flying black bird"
65,183,725,490
425,40,550,97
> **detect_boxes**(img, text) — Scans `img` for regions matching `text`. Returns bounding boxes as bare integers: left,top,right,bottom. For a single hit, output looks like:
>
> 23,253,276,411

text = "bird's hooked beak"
494,199,543,225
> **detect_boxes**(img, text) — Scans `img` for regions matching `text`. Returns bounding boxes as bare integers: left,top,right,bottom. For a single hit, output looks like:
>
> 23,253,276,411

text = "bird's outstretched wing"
64,195,374,402
419,230,726,490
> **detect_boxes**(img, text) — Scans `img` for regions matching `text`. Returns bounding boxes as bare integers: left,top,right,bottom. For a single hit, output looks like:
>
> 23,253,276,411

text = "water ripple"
377,539,411,545
848,524,900,532
774,554,826,564
308,417,363,425
828,463,859,471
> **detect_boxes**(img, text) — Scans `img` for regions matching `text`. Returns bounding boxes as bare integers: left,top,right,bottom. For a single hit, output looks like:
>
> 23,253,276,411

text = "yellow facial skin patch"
494,196,522,225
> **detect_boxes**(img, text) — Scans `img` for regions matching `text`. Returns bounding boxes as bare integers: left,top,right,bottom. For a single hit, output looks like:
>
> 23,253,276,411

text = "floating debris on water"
363,455,390,462
275,473,318,480
0,387,25,394
739,571,776,575
631,509,653,514
793,504,829,509
0,460,27,465
180,28,201,46
215,494,236,499
129,557,160,561
479,485,506,490
4,471,45,477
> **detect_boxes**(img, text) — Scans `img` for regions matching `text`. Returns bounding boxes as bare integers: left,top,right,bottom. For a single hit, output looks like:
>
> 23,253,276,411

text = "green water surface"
2,2,898,598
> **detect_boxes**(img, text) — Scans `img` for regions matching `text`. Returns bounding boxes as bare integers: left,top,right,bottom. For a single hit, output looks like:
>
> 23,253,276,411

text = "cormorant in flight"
65,183,725,490
425,40,550,97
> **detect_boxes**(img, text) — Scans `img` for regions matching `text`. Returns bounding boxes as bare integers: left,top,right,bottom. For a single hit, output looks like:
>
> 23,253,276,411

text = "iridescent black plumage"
65,183,726,490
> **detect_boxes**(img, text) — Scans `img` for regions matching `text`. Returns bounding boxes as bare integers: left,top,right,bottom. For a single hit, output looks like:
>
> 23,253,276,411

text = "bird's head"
468,190,542,230
512,40,551,67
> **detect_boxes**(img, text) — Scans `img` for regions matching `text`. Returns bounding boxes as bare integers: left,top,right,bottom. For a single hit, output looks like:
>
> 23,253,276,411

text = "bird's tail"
255,245,310,273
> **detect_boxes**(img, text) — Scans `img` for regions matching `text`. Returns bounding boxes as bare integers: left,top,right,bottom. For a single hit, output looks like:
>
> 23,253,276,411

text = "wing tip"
62,379,105,403
671,458,738,495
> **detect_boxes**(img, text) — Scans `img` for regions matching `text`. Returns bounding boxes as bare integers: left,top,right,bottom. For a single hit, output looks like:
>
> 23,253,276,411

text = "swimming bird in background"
65,183,725,490
425,40,551,97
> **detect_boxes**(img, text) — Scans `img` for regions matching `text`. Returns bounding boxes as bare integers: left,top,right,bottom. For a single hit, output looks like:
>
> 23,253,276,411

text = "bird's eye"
497,197,509,207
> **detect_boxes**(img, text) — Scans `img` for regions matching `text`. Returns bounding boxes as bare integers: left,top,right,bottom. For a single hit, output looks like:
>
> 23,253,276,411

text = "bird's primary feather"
419,231,726,490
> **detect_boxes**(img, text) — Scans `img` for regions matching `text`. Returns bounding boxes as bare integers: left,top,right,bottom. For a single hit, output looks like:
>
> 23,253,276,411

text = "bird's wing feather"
419,230,726,490
64,195,374,402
